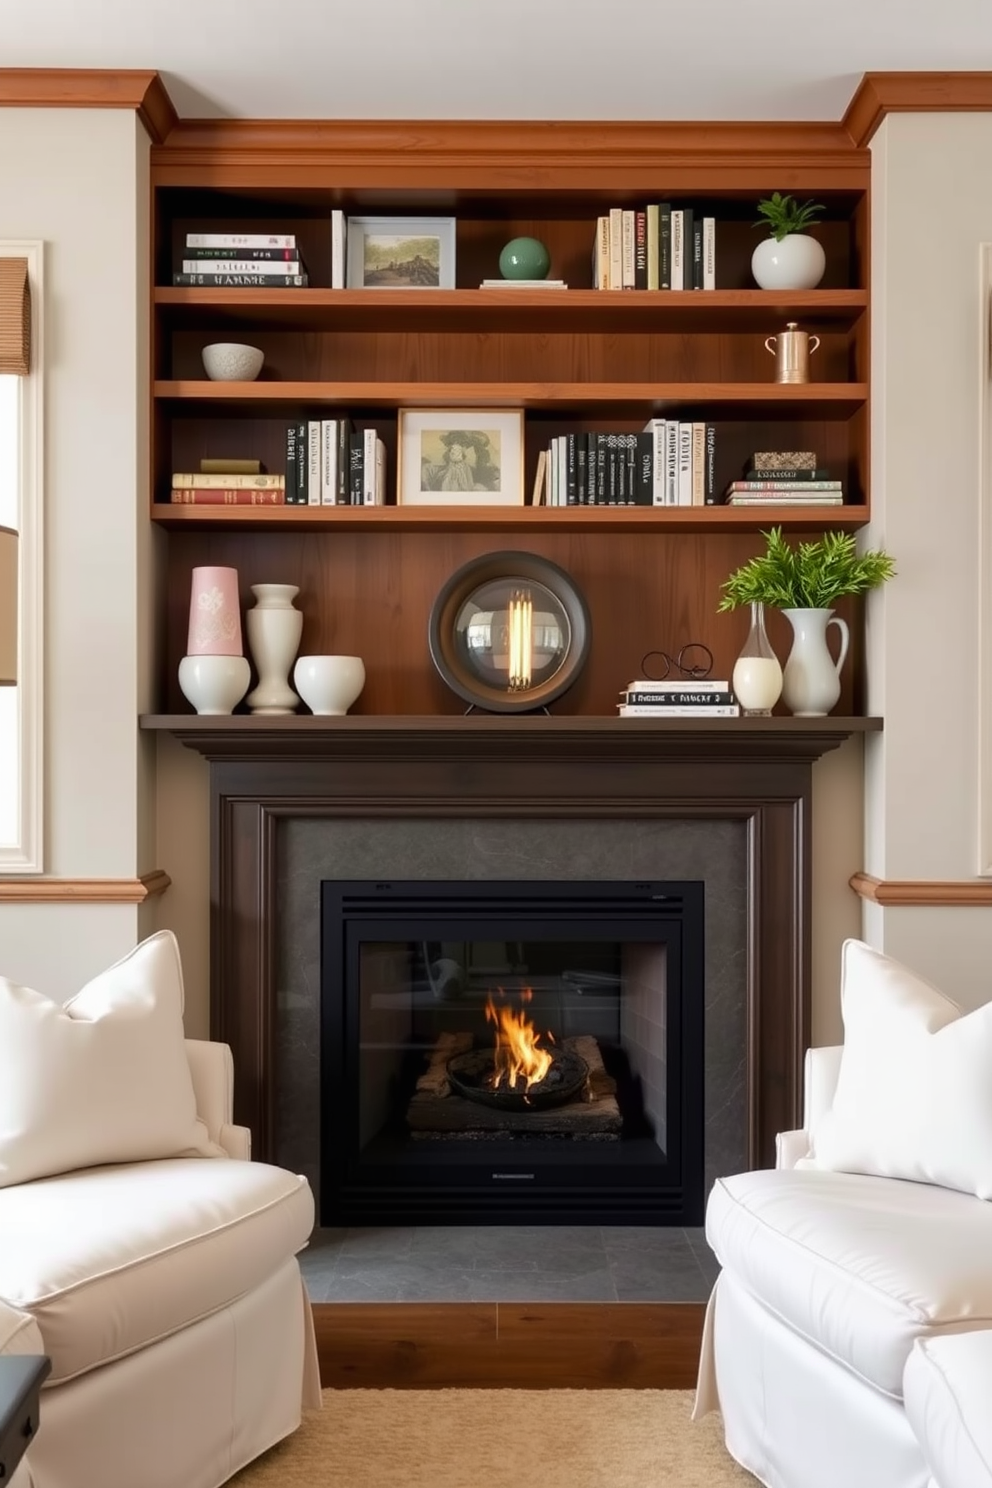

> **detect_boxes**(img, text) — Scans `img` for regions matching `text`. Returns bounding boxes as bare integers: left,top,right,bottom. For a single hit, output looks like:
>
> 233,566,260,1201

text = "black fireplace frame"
320,878,705,1225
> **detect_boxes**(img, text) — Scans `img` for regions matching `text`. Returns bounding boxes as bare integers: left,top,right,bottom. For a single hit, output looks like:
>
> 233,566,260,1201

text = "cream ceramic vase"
245,584,303,715
781,607,850,717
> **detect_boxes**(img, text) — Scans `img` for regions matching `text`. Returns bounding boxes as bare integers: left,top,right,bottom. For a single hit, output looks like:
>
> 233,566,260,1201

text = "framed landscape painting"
346,217,456,289
397,409,525,506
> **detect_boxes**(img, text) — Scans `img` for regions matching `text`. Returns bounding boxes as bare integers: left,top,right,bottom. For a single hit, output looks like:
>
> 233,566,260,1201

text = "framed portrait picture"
397,409,526,507
345,216,456,290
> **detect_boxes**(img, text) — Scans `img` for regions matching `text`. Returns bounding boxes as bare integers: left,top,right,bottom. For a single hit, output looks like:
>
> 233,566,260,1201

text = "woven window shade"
0,258,30,376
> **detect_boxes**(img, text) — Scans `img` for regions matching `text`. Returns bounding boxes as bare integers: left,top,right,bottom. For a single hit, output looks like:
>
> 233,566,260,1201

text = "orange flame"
485,989,553,1091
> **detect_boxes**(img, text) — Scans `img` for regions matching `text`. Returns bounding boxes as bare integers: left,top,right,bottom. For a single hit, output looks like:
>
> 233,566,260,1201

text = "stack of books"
170,471,286,506
724,450,843,507
173,232,309,288
618,679,740,718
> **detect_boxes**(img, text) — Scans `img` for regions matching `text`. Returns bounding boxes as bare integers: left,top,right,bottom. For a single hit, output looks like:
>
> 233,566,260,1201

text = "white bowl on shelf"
201,342,265,382
178,655,251,715
294,655,366,716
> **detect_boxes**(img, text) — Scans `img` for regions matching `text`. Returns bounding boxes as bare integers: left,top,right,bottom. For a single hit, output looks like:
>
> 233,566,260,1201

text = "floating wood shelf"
150,501,870,532
154,286,869,334
154,379,869,416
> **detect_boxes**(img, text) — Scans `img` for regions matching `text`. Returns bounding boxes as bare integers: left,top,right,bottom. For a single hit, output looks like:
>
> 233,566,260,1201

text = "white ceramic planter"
751,234,826,291
178,655,251,715
294,655,366,716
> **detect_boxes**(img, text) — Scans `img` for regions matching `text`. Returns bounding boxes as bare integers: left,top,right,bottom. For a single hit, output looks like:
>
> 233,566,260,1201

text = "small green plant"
754,192,825,242
718,527,896,611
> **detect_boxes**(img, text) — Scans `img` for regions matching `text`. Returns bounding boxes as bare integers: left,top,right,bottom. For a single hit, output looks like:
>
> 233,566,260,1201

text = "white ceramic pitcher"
781,607,849,717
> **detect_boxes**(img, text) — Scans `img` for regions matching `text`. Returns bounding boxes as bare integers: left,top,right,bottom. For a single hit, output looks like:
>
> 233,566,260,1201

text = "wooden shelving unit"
149,119,872,717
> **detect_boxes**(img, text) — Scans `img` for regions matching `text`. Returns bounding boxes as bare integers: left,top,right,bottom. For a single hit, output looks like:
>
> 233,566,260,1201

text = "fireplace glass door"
321,881,704,1225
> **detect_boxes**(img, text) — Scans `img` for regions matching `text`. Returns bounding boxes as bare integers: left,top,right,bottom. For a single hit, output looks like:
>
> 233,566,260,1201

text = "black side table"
0,1356,51,1482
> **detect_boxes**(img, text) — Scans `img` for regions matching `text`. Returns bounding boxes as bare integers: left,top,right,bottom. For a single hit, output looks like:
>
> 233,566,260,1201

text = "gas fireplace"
320,879,705,1225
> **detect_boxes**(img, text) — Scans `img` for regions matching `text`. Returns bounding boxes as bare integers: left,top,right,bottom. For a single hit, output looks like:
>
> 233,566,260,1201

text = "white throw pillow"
0,930,223,1187
799,939,992,1199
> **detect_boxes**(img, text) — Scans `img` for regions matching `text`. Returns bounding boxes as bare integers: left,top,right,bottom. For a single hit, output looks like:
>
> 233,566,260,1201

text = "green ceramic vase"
499,237,551,280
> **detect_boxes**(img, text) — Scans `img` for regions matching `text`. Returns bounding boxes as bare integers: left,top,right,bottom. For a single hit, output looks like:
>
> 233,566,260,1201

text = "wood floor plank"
314,1301,705,1389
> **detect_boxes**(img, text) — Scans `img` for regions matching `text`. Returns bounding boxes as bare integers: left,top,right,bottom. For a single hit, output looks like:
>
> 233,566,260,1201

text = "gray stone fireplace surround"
274,815,747,1211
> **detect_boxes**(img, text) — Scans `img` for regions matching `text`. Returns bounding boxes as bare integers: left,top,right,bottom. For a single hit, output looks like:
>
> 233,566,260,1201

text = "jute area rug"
230,1389,756,1487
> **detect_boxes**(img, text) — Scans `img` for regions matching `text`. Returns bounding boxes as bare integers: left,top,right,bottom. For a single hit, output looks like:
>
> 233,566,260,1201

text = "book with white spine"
181,259,302,276
185,233,296,249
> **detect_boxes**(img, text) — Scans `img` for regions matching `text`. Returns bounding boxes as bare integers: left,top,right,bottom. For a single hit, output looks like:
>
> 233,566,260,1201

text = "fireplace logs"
447,1044,589,1111
407,1033,621,1139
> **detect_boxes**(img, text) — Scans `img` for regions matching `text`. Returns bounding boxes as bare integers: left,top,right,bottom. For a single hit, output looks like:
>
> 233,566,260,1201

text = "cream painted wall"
866,112,992,1010
0,108,158,1000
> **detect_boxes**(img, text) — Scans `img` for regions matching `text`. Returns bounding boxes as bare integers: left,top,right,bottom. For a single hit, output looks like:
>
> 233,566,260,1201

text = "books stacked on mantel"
724,450,843,508
173,233,309,288
617,679,740,719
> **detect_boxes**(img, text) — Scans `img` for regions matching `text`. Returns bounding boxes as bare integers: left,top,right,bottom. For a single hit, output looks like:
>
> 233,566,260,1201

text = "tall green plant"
718,527,896,611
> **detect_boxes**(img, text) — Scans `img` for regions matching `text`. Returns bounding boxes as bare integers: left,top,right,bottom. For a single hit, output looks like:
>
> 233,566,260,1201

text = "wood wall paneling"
161,528,861,718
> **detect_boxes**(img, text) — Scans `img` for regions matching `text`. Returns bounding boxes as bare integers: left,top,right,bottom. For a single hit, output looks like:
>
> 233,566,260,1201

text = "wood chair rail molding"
0,69,177,143
850,872,992,906
0,870,171,903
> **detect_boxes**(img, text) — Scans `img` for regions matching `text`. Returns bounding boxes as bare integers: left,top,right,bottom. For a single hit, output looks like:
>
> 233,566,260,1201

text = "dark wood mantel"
142,713,880,1167
142,712,879,763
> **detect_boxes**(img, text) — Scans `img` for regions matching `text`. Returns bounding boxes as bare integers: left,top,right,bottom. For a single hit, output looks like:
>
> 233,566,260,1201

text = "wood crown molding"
151,117,868,189
0,869,171,903
850,871,992,906
0,69,177,143
5,69,992,155
843,72,992,147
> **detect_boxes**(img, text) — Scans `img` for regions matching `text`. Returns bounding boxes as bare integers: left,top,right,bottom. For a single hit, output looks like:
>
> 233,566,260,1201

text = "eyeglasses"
639,643,714,682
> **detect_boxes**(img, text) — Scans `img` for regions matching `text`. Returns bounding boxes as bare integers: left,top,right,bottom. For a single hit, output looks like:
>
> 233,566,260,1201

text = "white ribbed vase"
245,584,304,715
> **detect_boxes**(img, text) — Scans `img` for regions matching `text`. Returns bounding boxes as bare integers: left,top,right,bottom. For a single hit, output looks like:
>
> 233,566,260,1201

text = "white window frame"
0,241,43,873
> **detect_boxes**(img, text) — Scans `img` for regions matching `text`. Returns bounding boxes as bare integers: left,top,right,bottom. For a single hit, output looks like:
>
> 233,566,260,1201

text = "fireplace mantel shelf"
140,713,880,764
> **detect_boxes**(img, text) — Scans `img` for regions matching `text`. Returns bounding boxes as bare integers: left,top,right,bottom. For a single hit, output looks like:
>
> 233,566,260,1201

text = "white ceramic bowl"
201,342,265,382
178,655,251,715
294,655,366,716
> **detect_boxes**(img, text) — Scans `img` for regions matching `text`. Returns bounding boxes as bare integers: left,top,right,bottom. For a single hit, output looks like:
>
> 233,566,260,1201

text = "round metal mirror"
428,552,591,714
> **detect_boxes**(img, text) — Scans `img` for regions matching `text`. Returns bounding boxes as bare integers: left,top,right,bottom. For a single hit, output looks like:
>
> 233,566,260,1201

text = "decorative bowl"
201,342,265,382
178,654,251,715
293,655,366,716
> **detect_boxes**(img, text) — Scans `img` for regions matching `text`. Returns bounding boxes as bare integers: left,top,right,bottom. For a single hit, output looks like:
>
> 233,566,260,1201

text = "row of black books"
618,679,740,718
286,420,386,505
535,422,717,507
172,232,310,288
594,206,716,292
